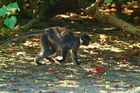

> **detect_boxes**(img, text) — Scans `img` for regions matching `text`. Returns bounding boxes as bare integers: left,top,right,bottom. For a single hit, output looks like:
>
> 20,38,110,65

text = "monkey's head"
80,34,91,46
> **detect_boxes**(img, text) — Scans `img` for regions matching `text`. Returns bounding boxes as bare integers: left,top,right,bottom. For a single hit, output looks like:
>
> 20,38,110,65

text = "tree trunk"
84,0,140,36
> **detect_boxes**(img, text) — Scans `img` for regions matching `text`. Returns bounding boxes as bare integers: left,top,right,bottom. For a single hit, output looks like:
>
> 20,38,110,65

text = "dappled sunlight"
0,0,140,92
0,35,140,92
0,17,140,92
110,46,124,52
102,27,115,31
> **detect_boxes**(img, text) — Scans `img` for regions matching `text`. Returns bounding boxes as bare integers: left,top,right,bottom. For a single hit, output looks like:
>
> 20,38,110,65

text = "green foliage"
0,2,19,34
4,16,17,29
0,2,18,16
104,0,133,3
1,27,9,34
0,7,7,16
104,0,113,3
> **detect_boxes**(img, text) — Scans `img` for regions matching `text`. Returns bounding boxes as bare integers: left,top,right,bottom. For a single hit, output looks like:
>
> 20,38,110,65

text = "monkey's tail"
0,30,46,46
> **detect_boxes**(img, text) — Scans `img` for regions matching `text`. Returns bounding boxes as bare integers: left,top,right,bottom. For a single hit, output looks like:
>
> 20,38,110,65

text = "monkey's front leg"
70,50,80,65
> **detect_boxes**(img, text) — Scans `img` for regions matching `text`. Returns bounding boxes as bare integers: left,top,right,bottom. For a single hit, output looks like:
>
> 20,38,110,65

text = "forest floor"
0,14,140,93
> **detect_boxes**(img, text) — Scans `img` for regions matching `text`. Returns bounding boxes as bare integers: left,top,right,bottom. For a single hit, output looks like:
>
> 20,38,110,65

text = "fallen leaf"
100,38,109,44
86,70,93,75
127,50,139,58
33,39,39,42
126,33,131,37
94,75,102,79
5,49,16,53
126,83,133,88
9,83,16,86
113,80,121,83
105,85,110,88
95,66,105,73
64,80,68,85
115,49,140,60
105,81,110,84
35,79,40,84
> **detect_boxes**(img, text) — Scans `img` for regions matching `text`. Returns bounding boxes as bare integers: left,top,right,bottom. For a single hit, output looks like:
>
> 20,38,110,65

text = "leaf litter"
0,22,140,93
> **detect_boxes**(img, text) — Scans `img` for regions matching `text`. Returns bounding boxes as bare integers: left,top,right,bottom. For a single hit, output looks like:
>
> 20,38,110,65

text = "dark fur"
36,27,90,65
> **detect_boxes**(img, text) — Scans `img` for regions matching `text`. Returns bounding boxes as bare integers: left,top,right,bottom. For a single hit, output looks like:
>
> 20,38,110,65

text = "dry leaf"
95,66,105,73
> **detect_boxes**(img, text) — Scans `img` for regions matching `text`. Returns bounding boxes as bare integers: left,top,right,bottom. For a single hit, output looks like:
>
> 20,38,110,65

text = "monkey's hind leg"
35,32,51,65
36,48,51,65
56,47,68,63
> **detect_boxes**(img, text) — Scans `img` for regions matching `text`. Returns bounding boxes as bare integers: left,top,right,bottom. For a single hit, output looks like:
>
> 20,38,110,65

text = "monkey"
0,27,91,65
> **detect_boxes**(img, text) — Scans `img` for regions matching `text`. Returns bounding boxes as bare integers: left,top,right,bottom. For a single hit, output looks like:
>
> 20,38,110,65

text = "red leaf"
33,39,39,42
95,66,105,73
86,70,93,75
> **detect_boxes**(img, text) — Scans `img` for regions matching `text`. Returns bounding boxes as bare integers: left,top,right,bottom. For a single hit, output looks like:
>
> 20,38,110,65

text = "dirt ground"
0,18,140,93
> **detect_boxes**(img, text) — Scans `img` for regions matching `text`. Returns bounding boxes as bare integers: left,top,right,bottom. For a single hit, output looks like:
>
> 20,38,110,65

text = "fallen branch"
84,0,140,36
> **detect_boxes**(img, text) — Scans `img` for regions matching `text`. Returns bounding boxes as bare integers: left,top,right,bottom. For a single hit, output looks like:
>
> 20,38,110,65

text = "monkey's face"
80,34,91,46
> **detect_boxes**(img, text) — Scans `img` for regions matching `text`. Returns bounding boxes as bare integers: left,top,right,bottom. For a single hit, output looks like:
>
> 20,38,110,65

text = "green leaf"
1,27,10,34
4,16,17,29
0,6,7,16
7,2,19,9
105,81,110,84
104,0,113,3
0,2,19,16
104,72,107,75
